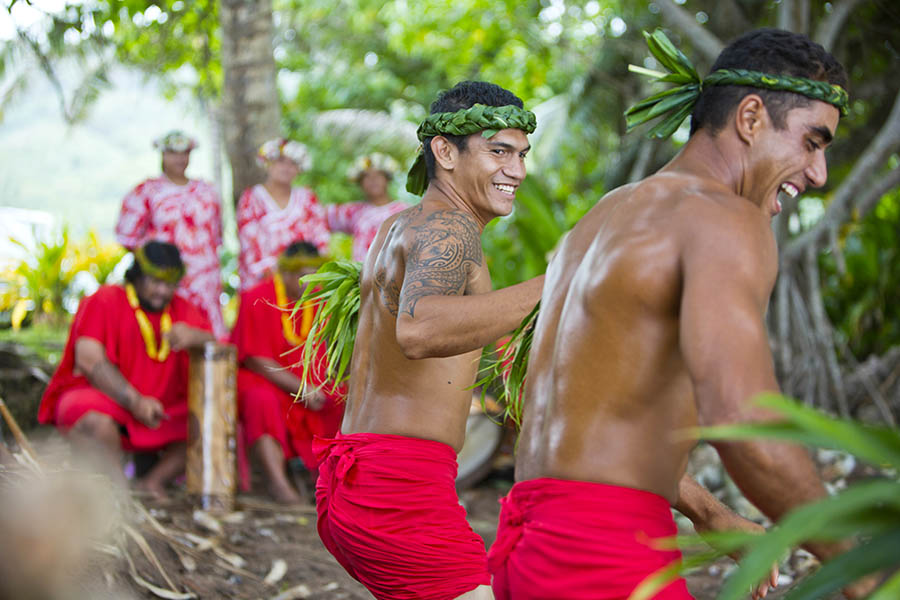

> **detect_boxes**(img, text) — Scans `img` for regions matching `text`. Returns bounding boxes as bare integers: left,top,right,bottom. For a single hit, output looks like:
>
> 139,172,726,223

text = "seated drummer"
38,241,214,499
232,241,346,504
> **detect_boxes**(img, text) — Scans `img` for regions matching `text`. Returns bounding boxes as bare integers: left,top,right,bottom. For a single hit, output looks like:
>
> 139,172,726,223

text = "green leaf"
869,569,900,600
717,479,900,600
698,393,900,469
786,529,900,600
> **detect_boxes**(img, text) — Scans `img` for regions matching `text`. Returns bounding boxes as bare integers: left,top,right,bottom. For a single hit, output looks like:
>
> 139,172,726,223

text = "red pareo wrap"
489,478,694,600
315,432,491,600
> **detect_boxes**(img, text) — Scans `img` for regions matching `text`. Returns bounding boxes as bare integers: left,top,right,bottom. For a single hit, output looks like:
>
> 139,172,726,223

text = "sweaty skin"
516,98,852,568
341,128,543,453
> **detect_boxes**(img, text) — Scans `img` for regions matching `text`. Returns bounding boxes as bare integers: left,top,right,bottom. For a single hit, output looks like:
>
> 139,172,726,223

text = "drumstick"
0,395,40,464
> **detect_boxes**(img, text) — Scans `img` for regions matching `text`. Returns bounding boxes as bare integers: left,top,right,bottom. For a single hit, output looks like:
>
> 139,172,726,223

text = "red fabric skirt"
237,370,344,471
314,432,491,600
54,387,187,452
489,478,694,600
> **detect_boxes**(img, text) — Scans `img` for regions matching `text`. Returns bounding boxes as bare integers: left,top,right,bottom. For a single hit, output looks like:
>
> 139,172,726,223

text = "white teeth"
494,184,515,194
780,183,799,198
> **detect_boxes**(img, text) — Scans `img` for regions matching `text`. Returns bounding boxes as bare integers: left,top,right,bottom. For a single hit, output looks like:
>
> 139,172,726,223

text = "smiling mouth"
780,182,800,198
494,183,516,196
772,182,802,216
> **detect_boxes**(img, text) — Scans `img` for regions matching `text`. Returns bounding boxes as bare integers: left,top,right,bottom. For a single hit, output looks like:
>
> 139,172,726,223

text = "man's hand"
694,509,778,599
300,389,328,411
677,476,778,599
130,395,167,428
165,322,214,351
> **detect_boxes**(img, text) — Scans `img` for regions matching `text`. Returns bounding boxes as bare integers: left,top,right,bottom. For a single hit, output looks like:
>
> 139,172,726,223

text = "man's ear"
430,136,459,171
734,93,769,145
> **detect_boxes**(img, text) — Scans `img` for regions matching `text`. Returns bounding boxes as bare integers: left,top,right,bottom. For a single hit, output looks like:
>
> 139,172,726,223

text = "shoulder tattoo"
397,209,483,318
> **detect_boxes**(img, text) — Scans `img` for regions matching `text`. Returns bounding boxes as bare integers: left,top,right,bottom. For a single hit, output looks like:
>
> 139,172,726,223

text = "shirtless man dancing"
313,81,544,600
488,29,872,600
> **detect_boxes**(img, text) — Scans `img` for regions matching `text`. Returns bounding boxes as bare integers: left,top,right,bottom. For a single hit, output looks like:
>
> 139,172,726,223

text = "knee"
72,411,120,443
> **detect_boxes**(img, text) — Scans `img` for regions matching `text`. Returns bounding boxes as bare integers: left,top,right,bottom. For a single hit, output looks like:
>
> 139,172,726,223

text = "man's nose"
806,150,828,189
505,155,526,181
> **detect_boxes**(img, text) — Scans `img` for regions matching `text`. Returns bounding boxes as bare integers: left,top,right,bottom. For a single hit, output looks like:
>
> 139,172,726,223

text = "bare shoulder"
371,204,484,318
672,182,779,296
397,206,484,317
405,205,483,262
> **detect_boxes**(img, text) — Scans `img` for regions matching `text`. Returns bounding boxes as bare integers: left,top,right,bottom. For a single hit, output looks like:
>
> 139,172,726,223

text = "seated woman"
231,241,346,504
326,152,408,262
237,138,331,290
38,241,214,499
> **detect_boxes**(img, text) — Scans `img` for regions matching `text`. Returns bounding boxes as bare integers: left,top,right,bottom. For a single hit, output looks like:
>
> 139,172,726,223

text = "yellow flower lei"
125,283,172,361
273,273,313,345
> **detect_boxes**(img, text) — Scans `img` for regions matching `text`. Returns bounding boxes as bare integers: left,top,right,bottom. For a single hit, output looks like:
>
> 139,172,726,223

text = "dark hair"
690,28,848,135
423,81,524,183
282,240,320,258
124,240,183,283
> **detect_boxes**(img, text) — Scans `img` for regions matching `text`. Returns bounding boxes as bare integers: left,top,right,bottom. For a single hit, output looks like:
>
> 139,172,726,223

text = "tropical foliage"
3,1,899,415
1,229,125,328
296,260,363,392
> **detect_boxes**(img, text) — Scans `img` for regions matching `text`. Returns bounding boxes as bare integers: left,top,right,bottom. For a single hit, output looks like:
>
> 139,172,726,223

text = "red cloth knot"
486,494,526,572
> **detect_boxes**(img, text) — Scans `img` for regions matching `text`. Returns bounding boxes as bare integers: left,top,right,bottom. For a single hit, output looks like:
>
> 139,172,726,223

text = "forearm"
714,439,848,560
675,474,730,532
397,275,544,358
86,359,139,410
245,356,302,396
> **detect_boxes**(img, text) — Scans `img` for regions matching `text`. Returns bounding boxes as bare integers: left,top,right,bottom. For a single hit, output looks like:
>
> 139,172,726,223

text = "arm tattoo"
375,268,401,316
87,359,136,409
397,210,483,318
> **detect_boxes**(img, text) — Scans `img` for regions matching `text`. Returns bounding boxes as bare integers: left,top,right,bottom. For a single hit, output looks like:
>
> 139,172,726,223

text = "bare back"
516,171,778,503
341,201,493,452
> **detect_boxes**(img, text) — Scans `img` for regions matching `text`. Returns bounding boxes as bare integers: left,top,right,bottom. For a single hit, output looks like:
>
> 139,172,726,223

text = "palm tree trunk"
219,0,281,207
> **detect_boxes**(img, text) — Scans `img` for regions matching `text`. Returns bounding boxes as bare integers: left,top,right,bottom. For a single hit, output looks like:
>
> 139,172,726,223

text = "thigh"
55,388,131,429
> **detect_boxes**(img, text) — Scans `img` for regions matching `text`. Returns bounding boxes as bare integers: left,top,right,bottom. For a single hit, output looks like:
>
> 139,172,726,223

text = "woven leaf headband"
625,29,850,139
406,103,536,195
134,246,185,284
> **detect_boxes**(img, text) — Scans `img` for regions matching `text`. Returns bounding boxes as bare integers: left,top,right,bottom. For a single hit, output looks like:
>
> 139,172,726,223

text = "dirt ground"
106,470,793,600
1,428,818,600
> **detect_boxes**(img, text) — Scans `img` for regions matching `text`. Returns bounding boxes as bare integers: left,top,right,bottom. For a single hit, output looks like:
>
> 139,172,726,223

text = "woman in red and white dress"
237,138,331,290
115,130,227,339
326,153,408,263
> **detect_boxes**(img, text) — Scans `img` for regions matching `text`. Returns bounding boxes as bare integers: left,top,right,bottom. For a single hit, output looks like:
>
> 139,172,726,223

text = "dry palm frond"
296,260,363,394
0,395,40,466
474,302,540,427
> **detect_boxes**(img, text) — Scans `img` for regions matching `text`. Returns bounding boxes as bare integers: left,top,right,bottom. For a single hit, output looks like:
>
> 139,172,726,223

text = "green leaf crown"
406,103,537,195
625,29,850,139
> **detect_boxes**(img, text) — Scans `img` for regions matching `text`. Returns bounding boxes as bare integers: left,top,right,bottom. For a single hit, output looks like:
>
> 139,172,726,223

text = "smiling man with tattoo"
313,81,544,600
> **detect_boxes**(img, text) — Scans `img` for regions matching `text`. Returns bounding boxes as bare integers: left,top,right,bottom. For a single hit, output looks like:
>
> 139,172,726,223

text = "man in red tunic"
38,241,214,499
231,241,345,504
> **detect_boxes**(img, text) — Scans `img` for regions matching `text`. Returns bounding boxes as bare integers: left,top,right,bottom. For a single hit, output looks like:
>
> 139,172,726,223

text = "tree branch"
777,0,795,32
805,246,848,415
856,166,900,218
814,0,865,51
784,87,900,261
655,0,723,64
17,30,71,123
627,138,656,183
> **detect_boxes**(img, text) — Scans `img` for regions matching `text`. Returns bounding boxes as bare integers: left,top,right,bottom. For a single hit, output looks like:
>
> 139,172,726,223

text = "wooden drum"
186,342,237,513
